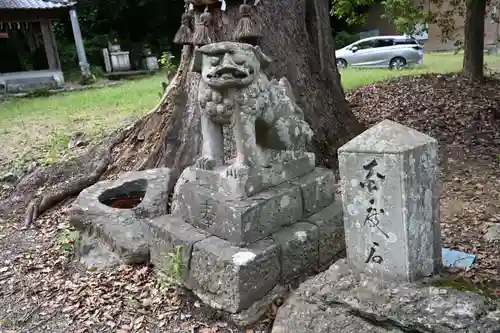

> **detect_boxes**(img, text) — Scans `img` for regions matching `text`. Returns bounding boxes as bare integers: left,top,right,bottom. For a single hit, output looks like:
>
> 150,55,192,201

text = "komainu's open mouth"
208,67,249,80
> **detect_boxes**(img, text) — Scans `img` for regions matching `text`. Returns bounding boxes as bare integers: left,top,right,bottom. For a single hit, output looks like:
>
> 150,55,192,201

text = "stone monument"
272,120,500,333
338,119,441,282
68,41,346,325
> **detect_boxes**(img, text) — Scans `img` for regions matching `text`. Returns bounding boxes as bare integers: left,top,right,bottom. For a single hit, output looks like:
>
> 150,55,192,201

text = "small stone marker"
338,119,441,282
102,48,112,73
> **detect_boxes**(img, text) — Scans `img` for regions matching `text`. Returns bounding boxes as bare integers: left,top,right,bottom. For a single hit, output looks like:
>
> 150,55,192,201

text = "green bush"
335,31,360,49
57,39,78,71
57,34,109,74
159,52,176,77
158,52,177,97
84,34,110,66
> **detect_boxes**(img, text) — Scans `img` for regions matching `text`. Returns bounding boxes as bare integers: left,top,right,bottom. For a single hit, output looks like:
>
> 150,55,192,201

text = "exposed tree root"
10,46,196,226
23,129,129,228
1,1,364,226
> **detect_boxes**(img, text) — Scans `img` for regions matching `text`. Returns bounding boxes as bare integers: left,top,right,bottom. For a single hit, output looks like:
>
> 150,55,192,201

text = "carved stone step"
189,236,280,313
289,167,336,218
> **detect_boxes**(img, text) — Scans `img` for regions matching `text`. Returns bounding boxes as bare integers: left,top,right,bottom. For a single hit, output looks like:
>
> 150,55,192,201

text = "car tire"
336,59,348,69
389,57,407,70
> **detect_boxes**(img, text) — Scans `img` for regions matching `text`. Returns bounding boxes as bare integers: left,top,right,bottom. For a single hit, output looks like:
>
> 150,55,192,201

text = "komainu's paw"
225,163,249,179
196,156,216,170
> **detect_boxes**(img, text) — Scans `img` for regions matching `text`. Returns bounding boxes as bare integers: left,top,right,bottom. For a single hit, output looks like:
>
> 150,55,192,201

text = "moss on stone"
430,276,500,300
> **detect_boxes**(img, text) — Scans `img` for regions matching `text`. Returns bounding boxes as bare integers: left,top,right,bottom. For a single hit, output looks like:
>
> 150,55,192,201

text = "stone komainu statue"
192,42,314,178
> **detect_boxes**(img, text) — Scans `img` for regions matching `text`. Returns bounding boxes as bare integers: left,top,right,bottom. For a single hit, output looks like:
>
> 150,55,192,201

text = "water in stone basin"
97,179,147,209
100,191,146,209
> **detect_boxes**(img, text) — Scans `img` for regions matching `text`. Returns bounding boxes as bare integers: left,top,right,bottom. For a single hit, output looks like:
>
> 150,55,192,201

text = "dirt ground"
1,73,500,333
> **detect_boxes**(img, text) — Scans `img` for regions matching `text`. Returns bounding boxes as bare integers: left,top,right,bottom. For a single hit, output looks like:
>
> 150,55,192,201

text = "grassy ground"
0,75,163,172
341,51,500,90
0,52,499,173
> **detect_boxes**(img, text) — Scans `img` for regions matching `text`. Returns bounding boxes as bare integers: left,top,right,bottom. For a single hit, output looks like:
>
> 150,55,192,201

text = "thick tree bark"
106,0,362,174
462,0,486,81
3,0,363,223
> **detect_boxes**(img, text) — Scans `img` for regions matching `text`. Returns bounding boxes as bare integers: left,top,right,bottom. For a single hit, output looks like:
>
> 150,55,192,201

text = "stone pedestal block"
144,215,209,280
290,167,336,218
141,208,345,322
102,48,112,73
182,151,315,199
188,236,280,313
338,119,441,282
143,56,159,71
304,200,345,267
178,181,303,246
272,222,319,282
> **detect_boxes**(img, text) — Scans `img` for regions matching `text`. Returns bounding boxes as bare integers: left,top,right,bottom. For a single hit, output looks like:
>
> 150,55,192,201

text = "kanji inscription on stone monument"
360,159,389,240
338,119,442,282
200,198,216,227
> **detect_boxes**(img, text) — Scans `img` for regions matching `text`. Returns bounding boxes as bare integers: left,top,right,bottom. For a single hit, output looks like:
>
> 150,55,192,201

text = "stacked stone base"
68,166,345,325
145,200,344,324
144,167,345,324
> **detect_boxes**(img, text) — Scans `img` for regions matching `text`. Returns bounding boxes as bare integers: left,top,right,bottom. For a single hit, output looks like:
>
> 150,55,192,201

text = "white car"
335,35,424,69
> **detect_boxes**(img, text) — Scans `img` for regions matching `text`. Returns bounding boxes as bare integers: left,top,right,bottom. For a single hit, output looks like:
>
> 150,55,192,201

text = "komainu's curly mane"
198,73,271,124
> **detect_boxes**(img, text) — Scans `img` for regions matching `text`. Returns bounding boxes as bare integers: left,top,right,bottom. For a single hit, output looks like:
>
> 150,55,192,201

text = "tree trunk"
107,0,361,174
3,0,363,223
462,0,486,81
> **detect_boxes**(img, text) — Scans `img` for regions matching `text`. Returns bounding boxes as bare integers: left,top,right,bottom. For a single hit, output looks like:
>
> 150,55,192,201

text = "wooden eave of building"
0,8,70,21
0,0,75,22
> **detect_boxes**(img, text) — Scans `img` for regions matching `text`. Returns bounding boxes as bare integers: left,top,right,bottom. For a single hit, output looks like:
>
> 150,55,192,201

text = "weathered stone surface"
178,181,303,246
272,222,319,282
119,168,175,218
77,233,123,270
272,260,500,333
171,166,199,214
5,76,58,93
0,172,18,183
175,152,314,201
70,212,149,264
69,168,173,264
338,119,441,282
227,284,285,326
484,223,500,241
203,152,315,198
304,200,345,267
290,167,335,218
189,236,280,313
144,214,209,280
172,156,317,214
273,297,404,333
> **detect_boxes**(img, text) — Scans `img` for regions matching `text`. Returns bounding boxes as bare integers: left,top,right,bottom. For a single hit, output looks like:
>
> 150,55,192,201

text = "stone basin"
69,168,174,266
